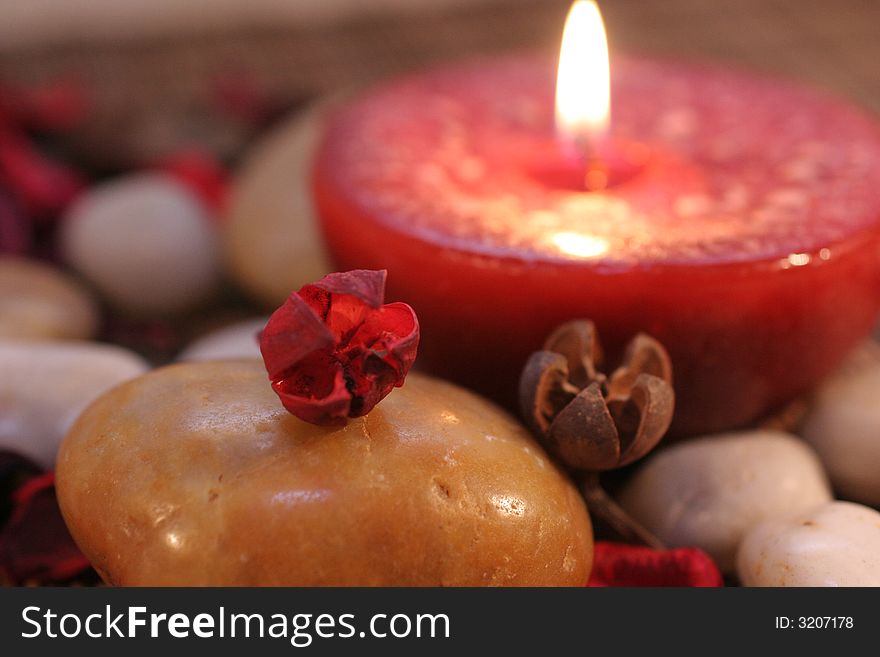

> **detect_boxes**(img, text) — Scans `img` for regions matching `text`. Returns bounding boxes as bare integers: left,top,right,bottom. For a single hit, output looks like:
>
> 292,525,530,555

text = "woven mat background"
1,0,878,166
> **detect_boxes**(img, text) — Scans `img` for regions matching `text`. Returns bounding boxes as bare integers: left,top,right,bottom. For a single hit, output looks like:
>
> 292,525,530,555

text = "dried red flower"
261,270,419,425
587,541,723,587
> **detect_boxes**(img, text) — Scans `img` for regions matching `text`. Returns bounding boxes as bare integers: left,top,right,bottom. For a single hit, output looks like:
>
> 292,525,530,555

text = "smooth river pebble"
0,340,148,467
800,341,880,507
57,363,592,585
0,257,98,341
737,501,880,586
177,317,267,362
61,173,221,315
617,430,832,572
223,108,330,306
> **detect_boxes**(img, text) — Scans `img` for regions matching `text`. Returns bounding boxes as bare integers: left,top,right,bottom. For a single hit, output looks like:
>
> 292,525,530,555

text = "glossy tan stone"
0,257,98,341
57,361,592,586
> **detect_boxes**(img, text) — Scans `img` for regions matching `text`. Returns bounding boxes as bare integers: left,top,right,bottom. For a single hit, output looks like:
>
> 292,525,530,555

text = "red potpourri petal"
260,270,419,425
0,78,89,133
0,450,43,526
211,73,274,126
157,148,230,215
0,472,90,585
0,128,84,221
587,541,723,587
0,188,31,255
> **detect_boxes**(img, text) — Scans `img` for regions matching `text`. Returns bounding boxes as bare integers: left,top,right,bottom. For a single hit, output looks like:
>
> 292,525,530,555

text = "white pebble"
177,317,267,362
801,342,880,507
61,173,221,315
617,430,832,572
0,340,148,467
738,501,880,586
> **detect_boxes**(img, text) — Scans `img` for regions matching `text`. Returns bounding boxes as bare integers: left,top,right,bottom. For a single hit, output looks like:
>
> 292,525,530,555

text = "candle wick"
559,128,608,162
561,131,611,191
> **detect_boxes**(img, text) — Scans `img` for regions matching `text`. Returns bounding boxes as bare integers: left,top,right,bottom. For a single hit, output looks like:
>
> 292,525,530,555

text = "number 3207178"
775,617,854,629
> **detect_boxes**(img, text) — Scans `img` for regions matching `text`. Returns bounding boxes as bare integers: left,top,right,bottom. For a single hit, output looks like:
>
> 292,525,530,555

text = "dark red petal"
0,450,43,527
0,472,90,585
309,269,387,309
273,365,352,426
0,128,84,221
352,302,420,378
101,316,181,361
587,541,723,587
306,286,374,344
211,74,273,125
19,79,89,132
260,293,335,380
0,189,31,255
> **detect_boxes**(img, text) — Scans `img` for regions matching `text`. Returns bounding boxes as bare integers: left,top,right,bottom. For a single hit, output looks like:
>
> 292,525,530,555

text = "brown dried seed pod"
519,351,578,436
607,333,673,400
519,320,674,472
548,383,621,471
543,319,605,389
609,373,675,467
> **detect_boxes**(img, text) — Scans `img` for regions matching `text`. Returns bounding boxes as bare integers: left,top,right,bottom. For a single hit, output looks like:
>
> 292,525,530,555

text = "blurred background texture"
1,0,878,168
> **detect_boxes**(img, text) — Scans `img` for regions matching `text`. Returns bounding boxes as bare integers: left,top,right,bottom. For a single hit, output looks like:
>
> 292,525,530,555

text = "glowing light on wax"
551,231,609,258
555,0,611,147
549,1,613,258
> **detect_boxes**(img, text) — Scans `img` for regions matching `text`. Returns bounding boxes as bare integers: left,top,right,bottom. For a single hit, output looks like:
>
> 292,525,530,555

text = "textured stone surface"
617,430,832,572
738,501,880,587
57,362,592,586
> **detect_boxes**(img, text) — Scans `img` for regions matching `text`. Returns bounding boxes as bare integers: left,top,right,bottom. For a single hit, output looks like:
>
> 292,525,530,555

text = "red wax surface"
314,55,880,436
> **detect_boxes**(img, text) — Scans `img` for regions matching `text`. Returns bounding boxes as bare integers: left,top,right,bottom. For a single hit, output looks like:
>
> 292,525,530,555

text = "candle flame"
555,0,611,146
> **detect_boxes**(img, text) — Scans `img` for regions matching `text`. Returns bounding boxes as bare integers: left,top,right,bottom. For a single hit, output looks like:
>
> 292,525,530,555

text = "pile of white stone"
617,344,880,586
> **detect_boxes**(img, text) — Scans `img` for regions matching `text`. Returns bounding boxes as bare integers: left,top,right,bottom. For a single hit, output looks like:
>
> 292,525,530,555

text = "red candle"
313,13,880,436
